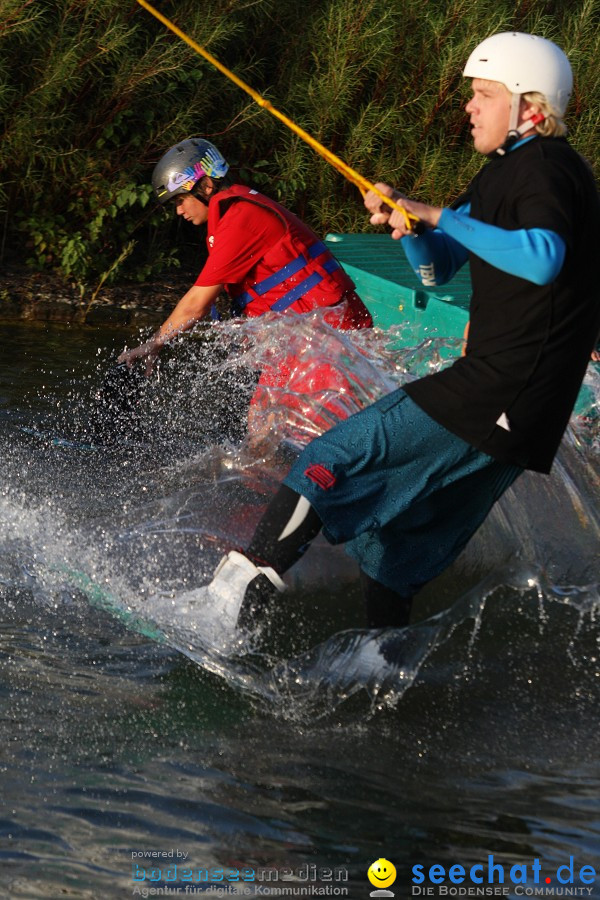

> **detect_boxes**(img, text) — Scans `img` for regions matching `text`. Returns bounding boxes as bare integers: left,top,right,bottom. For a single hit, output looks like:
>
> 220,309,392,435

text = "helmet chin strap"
191,185,210,206
191,176,215,206
508,91,521,134
494,94,545,157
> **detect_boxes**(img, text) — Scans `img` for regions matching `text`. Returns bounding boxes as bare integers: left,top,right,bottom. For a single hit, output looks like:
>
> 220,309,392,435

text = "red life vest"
207,185,358,317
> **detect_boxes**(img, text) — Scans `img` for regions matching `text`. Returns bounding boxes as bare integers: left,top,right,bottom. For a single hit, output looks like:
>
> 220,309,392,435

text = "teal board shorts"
284,389,523,595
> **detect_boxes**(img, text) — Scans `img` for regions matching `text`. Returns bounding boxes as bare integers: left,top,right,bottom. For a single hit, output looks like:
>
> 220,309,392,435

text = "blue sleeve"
438,208,566,285
400,202,470,285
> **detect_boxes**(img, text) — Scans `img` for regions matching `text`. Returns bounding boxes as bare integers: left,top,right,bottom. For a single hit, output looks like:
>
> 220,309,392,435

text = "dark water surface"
0,320,599,900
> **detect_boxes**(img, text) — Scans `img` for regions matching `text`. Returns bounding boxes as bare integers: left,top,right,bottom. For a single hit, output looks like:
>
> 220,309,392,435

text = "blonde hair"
521,91,568,137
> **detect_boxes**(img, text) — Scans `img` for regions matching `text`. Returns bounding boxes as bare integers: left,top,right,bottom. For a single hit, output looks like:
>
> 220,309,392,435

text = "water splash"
1,313,599,724
267,564,600,721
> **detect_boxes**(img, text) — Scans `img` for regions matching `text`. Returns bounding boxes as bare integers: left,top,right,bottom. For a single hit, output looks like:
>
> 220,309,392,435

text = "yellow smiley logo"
368,858,397,889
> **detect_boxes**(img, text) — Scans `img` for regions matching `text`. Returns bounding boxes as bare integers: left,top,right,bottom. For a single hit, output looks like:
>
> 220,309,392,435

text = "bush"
0,0,598,298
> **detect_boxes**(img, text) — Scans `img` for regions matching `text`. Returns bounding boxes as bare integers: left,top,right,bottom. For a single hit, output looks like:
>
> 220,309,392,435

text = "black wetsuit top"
405,137,600,473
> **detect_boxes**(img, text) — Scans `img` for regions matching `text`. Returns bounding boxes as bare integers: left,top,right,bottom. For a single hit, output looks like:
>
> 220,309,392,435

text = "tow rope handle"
134,0,420,232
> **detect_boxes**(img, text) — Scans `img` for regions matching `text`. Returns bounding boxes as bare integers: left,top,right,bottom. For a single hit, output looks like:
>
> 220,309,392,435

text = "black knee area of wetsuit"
360,569,413,628
247,484,322,575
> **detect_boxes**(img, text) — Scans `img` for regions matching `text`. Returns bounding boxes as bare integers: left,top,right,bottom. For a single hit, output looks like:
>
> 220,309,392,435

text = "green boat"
325,231,471,335
325,231,598,418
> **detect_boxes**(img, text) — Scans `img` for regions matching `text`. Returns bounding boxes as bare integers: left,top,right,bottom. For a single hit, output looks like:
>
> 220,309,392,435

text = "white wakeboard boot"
206,550,286,635
147,551,286,644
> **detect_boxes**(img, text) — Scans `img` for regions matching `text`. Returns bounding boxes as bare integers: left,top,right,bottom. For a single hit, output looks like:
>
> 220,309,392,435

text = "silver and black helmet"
152,138,229,204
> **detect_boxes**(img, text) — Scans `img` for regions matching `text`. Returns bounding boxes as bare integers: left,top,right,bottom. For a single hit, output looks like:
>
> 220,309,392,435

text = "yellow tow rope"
135,0,418,231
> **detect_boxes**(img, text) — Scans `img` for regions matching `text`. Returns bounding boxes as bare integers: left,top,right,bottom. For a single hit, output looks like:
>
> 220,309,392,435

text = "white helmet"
463,32,573,116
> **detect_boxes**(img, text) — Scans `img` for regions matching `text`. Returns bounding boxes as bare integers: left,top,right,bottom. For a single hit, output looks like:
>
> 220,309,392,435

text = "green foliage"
0,0,599,295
